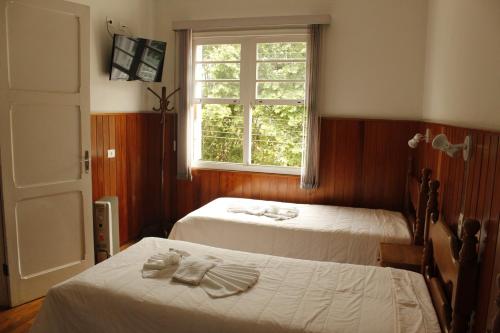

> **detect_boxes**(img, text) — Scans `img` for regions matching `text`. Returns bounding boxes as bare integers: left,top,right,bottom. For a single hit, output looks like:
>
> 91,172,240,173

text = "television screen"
109,34,166,82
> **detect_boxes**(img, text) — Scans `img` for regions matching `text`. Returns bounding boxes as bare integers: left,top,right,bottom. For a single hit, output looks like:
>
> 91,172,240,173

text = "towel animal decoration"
227,204,299,220
142,249,260,298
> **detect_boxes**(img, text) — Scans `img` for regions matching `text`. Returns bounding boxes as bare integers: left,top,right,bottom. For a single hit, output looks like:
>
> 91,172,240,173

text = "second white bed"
170,197,412,265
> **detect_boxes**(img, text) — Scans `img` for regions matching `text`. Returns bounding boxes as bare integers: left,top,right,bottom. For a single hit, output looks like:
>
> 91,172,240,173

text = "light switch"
107,149,116,158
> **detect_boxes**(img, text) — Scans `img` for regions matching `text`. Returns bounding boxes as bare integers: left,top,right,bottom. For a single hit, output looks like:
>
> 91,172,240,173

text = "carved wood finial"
492,274,500,333
414,168,432,245
459,219,480,265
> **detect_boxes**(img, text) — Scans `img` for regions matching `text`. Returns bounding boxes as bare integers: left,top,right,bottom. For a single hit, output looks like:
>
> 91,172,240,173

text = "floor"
0,298,44,333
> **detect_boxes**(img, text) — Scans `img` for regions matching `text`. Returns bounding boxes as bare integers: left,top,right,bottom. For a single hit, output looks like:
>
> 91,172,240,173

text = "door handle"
83,150,90,174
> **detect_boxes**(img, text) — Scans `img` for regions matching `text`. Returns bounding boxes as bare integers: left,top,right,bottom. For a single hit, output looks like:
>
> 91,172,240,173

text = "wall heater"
93,196,120,263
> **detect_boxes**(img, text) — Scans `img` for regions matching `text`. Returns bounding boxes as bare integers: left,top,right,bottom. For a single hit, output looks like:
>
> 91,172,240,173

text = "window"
192,32,308,174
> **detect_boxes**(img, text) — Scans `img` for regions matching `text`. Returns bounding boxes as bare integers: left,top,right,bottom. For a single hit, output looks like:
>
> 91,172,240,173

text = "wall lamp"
408,128,431,148
432,134,472,161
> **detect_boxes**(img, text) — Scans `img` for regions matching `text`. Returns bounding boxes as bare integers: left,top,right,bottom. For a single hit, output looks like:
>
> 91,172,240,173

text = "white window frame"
191,30,309,175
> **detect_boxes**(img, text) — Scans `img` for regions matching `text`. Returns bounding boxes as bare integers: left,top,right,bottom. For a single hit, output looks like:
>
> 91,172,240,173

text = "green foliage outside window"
196,41,306,168
201,104,243,163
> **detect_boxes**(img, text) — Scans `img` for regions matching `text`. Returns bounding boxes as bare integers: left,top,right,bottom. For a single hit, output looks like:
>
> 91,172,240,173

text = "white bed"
169,197,412,265
32,237,440,333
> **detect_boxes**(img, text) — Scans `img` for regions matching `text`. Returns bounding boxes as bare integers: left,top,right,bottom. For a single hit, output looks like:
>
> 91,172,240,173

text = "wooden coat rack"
146,86,180,236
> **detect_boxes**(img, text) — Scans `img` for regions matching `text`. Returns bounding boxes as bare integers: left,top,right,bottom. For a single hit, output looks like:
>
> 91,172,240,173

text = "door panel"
11,105,82,186
0,0,92,306
16,191,84,278
6,1,80,93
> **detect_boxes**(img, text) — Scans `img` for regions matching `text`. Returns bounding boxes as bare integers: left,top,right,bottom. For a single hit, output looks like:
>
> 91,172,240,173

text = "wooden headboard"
421,185,481,333
405,167,432,245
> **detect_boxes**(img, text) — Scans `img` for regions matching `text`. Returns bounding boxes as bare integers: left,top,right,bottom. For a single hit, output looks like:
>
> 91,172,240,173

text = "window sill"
192,161,301,176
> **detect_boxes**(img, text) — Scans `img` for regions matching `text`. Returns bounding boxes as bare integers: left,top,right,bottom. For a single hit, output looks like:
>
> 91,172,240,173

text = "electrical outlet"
107,149,116,159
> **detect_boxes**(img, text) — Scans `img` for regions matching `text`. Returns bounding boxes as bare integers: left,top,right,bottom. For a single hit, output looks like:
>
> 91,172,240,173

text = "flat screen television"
109,34,166,82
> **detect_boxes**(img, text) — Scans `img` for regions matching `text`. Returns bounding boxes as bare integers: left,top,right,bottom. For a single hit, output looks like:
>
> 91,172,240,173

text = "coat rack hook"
147,86,181,114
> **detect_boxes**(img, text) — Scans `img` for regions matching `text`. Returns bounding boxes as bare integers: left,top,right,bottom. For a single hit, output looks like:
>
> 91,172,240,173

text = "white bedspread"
170,197,412,265
31,238,440,333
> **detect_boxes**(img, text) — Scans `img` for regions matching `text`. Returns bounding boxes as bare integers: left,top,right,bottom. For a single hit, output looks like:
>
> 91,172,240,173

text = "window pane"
196,63,240,80
252,105,305,167
201,104,244,163
142,48,162,69
110,67,129,80
115,36,137,54
256,82,305,100
113,49,133,70
195,82,240,99
136,63,157,81
257,42,306,60
148,40,166,52
257,62,306,80
196,44,241,61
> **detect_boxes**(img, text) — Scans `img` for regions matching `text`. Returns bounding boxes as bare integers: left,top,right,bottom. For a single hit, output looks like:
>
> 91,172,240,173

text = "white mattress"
170,197,412,265
32,238,440,333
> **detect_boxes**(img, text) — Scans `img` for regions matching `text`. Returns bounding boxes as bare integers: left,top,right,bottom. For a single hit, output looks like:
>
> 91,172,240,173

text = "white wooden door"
0,0,93,306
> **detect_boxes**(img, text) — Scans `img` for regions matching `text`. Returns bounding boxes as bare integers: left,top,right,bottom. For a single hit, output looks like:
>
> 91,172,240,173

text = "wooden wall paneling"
126,115,137,240
219,171,243,199
332,119,351,205
443,126,468,228
91,113,164,245
163,114,177,228
317,118,336,204
339,121,357,206
466,130,484,220
176,179,194,221
102,116,110,195
151,115,163,226
468,130,500,333
115,115,129,244
91,116,98,200
108,116,117,195
198,169,220,205
414,122,499,333
488,165,500,332
360,120,415,211
96,115,105,199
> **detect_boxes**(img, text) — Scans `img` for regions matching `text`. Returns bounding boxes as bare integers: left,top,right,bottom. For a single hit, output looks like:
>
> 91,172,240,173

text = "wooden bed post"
421,180,439,274
492,274,500,333
426,180,440,239
451,218,480,333
414,168,432,245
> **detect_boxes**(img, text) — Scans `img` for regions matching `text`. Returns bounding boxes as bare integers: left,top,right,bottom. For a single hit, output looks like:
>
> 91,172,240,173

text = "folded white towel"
142,249,260,298
200,264,260,298
263,206,299,220
142,251,184,278
228,204,299,221
227,206,267,216
172,256,221,285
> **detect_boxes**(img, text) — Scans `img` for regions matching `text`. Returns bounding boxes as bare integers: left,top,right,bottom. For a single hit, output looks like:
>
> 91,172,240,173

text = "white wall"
154,0,428,119
71,0,157,112
422,0,500,130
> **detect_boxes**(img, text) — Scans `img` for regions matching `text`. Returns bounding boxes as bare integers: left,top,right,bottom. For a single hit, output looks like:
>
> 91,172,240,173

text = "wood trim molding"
173,15,331,31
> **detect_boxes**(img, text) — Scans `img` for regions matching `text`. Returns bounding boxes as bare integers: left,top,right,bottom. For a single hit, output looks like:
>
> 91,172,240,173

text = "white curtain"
300,24,321,189
176,29,193,180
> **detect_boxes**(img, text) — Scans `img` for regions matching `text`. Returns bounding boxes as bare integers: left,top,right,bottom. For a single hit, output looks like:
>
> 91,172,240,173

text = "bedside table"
379,243,424,273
